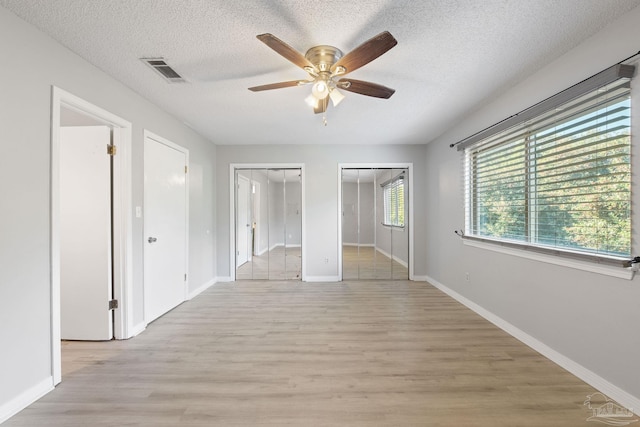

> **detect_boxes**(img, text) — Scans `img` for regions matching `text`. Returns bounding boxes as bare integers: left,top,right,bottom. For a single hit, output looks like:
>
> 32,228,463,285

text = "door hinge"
185,165,188,173
107,144,117,156
184,273,187,281
108,299,118,310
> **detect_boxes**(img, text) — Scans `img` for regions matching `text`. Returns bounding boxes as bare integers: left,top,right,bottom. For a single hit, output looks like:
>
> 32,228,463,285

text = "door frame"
337,163,414,281
229,163,306,281
143,130,190,322
51,87,134,385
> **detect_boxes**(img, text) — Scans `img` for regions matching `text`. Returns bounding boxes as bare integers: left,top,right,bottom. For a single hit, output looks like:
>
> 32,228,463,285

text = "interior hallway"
5,280,597,426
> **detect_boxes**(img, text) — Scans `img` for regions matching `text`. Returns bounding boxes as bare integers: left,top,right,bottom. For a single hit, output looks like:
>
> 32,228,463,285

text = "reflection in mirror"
235,170,252,279
342,169,360,280
235,168,301,280
342,168,408,280
268,169,285,280
284,169,302,279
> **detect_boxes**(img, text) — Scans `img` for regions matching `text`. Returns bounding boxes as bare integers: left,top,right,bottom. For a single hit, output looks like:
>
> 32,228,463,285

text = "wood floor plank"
5,280,603,426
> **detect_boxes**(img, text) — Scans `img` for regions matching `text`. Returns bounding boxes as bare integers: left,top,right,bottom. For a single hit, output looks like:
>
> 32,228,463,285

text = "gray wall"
424,7,640,401
0,6,216,413
217,145,427,280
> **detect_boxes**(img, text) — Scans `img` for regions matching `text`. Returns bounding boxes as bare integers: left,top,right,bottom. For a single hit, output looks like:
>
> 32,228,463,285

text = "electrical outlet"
324,258,329,264
465,272,470,282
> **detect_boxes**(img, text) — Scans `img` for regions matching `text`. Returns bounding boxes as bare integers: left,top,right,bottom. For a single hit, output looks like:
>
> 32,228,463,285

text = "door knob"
148,237,157,243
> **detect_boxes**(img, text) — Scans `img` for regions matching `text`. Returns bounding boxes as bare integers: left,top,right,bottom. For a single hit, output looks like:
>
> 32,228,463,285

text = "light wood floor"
342,246,408,280
236,246,301,280
6,280,599,426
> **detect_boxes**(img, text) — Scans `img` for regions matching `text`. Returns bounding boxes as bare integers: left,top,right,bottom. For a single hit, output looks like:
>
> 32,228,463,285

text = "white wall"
0,6,216,420
425,6,640,405
217,145,427,281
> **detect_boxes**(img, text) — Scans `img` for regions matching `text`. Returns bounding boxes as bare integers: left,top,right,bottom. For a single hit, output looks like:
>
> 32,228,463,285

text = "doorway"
339,164,413,281
232,166,303,281
51,87,133,385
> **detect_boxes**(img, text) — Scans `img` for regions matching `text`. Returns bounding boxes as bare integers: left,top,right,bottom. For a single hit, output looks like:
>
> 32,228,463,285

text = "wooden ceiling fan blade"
330,31,397,74
248,80,309,91
257,33,316,70
338,79,395,99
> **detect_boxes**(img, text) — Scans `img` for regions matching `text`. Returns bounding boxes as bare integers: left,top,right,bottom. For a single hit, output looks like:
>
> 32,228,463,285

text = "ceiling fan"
248,31,397,115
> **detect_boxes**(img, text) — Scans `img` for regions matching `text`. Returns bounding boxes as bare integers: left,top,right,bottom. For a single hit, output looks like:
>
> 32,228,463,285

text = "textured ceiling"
2,0,639,145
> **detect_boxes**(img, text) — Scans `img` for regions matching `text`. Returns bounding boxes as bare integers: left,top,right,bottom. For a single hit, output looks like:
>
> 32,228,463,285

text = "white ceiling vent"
141,58,185,83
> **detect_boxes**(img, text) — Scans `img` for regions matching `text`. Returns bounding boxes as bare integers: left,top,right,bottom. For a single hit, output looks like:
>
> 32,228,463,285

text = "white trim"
143,130,190,321
230,164,306,281
463,239,634,280
412,275,428,281
375,247,408,268
215,276,234,283
337,163,414,281
305,276,341,282
426,275,640,416
51,87,133,386
188,278,216,300
129,322,146,338
342,243,375,247
0,377,53,424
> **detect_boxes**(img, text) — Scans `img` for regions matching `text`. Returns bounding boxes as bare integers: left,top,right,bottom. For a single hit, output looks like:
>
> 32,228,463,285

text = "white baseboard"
129,321,146,338
0,377,53,424
215,276,233,283
188,278,216,299
425,275,640,416
412,275,428,281
375,247,408,268
305,276,340,282
342,242,375,247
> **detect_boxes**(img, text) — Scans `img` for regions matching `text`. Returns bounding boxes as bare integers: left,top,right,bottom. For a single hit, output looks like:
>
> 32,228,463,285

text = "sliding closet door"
342,169,360,280
391,168,409,279
284,169,302,280
251,170,269,280
342,168,408,280
236,167,301,281
267,169,283,279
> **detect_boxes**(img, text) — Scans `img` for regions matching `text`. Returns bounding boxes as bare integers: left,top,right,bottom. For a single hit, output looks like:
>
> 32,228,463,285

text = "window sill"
462,238,634,280
381,224,405,230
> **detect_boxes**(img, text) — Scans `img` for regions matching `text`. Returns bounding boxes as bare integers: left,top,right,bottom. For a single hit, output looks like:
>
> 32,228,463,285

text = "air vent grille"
141,57,185,83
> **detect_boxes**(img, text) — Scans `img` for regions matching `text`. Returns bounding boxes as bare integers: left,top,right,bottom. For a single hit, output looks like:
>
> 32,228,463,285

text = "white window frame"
382,175,405,228
454,62,637,279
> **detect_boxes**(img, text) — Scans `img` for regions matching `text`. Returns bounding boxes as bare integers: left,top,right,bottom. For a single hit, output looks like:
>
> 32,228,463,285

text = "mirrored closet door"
235,168,302,280
342,168,408,280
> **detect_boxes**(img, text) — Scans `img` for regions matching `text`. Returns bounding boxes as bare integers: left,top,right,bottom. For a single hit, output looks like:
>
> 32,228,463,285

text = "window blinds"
383,175,405,227
463,72,633,259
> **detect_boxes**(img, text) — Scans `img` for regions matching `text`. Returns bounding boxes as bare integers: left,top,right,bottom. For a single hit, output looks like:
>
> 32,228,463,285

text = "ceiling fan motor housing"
305,45,343,72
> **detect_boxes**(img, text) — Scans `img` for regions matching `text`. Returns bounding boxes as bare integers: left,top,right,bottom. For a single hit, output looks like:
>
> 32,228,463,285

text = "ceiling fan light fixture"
329,87,345,107
305,94,319,108
250,31,397,118
311,80,329,99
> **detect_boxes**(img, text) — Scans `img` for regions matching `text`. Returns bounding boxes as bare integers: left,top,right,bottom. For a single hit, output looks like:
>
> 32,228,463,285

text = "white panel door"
144,136,187,322
236,175,250,267
60,126,113,340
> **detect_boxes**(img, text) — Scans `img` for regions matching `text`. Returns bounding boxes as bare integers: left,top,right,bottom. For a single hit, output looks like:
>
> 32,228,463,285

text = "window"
383,174,405,227
461,65,633,259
